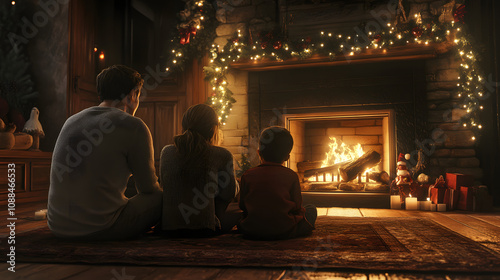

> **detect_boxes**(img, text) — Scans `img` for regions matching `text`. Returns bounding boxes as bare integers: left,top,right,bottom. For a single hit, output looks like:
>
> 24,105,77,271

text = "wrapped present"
473,185,494,212
446,173,473,191
430,187,447,204
458,186,474,211
444,188,460,210
428,175,447,204
432,175,447,189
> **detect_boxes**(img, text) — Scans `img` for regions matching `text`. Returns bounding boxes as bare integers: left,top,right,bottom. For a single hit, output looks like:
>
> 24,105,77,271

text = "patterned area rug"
2,216,500,272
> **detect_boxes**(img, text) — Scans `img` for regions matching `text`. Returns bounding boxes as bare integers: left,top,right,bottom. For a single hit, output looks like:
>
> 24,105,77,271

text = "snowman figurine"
396,153,413,186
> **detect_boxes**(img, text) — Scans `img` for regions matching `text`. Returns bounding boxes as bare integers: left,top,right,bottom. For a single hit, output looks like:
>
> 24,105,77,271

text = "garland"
166,2,485,140
164,0,216,73
202,6,485,140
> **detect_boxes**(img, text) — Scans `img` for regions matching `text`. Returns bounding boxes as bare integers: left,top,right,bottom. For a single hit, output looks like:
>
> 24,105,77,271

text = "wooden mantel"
230,42,453,71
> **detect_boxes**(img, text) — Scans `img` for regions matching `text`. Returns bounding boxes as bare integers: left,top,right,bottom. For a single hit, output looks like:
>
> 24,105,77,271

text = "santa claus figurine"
396,153,413,186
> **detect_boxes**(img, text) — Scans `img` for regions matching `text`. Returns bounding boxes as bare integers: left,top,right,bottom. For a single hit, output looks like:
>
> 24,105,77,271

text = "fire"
321,137,365,168
307,137,377,183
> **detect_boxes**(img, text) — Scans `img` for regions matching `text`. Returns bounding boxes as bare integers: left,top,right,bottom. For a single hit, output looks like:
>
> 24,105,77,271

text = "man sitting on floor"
47,65,162,241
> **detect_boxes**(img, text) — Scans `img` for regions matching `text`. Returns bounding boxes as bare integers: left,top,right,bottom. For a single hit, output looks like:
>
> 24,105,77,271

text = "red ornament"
261,42,268,49
412,27,423,38
273,41,282,50
179,27,197,45
454,4,466,23
373,34,381,43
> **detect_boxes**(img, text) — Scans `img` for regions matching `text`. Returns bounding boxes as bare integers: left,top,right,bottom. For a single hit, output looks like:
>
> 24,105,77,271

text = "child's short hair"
259,126,294,163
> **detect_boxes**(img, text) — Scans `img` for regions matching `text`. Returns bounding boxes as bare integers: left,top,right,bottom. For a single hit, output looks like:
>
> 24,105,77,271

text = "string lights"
168,3,485,140
203,17,484,141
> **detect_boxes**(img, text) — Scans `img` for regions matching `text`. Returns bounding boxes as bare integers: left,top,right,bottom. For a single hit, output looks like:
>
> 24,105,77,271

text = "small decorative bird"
23,107,45,151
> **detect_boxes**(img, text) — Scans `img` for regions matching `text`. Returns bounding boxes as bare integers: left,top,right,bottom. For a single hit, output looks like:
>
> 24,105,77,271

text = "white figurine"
23,107,45,151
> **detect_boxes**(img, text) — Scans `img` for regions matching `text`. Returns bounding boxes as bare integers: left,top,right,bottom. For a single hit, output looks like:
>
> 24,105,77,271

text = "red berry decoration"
273,41,282,50
412,27,423,38
454,4,466,23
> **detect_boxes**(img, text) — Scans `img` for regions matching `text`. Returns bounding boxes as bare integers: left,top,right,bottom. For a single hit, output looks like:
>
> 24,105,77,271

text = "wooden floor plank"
151,266,222,280
417,211,500,253
442,213,500,241
214,268,285,280
326,207,362,217
0,263,61,279
467,213,500,227
59,265,159,280
17,264,91,280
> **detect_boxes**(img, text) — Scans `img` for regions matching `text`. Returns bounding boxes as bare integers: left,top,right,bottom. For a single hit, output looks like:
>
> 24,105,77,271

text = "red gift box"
458,186,474,211
444,188,460,210
430,187,446,204
446,173,473,191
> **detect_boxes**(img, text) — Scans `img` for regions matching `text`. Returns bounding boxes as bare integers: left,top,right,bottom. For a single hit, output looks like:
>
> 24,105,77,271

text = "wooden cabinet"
0,150,52,204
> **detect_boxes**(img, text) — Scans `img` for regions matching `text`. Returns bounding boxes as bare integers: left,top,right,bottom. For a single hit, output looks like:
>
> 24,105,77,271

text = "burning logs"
303,161,351,179
338,150,381,182
368,171,391,184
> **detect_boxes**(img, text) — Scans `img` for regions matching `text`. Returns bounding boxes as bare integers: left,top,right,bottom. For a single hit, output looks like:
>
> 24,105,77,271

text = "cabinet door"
134,101,181,160
154,102,179,159
68,0,99,116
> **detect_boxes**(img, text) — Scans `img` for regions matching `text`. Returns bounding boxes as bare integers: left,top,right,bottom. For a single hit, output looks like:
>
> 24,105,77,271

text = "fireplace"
285,109,395,193
246,60,428,207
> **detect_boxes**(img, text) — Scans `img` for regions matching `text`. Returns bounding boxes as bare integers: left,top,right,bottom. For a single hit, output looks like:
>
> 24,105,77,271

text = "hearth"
285,110,394,194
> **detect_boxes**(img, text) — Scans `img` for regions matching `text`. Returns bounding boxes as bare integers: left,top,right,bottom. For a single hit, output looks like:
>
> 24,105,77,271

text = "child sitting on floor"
238,126,316,240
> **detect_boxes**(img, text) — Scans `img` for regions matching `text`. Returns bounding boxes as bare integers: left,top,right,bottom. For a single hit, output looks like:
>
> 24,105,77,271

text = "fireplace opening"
285,110,395,193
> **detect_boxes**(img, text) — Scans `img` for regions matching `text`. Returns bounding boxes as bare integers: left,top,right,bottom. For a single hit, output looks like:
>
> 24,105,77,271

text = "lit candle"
437,204,447,212
420,198,432,211
390,195,401,209
405,195,418,210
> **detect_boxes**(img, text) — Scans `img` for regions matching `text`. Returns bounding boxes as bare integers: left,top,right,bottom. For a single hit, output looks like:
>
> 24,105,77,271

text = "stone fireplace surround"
214,0,483,207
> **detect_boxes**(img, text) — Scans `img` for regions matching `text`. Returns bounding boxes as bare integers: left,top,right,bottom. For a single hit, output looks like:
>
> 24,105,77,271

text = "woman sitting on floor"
160,104,241,236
